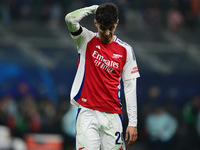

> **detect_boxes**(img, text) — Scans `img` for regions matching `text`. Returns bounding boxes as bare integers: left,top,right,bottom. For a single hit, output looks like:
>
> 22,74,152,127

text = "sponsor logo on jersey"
131,67,138,74
112,54,122,59
92,50,119,69
119,146,123,150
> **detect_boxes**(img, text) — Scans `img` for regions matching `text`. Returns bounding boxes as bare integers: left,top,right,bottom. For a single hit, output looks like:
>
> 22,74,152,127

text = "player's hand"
91,5,99,14
125,126,137,146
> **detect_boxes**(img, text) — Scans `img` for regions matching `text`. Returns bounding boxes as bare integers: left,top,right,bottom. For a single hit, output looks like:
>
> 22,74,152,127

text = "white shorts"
76,106,126,150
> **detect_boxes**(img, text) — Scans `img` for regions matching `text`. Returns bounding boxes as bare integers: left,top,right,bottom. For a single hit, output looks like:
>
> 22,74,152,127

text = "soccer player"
65,3,140,150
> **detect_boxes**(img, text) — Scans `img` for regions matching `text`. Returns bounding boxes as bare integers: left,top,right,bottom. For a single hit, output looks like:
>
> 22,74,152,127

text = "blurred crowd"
136,0,200,31
0,81,74,149
0,81,200,150
0,0,200,31
135,86,200,150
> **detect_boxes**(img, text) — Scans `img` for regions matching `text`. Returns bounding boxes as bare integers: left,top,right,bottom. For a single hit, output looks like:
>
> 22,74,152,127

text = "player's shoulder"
82,27,96,36
115,37,133,51
115,37,137,60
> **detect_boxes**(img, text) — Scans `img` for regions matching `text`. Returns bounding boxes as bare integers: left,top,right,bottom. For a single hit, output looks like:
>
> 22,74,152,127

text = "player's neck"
97,34,116,44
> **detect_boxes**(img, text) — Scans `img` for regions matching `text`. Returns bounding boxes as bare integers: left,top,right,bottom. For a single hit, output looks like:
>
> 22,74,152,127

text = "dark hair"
96,3,119,26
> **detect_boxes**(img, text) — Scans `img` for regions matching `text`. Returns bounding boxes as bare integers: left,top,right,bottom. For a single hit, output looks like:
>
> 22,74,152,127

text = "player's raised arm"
65,5,98,35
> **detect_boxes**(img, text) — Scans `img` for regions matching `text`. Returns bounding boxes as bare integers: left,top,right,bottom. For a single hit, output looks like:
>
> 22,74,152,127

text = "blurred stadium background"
0,0,200,150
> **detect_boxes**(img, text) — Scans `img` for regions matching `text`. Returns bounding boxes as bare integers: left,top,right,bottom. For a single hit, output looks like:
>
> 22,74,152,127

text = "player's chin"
103,37,112,43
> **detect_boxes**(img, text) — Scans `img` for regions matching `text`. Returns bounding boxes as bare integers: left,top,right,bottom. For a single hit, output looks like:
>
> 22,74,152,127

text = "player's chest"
86,40,125,72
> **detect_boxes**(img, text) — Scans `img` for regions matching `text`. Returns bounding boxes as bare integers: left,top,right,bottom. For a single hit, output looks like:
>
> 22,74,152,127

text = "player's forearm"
123,78,137,127
65,5,98,33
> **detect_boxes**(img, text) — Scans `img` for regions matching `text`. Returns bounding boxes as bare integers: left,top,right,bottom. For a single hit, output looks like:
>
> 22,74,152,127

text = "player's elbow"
65,13,73,24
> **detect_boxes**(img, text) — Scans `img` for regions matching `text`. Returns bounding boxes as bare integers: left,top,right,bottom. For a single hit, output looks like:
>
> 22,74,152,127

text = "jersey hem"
76,103,122,114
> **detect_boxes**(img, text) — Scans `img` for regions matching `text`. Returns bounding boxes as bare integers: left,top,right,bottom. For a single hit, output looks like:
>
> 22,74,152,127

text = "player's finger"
133,133,137,142
128,133,137,145
125,131,129,141
127,135,133,145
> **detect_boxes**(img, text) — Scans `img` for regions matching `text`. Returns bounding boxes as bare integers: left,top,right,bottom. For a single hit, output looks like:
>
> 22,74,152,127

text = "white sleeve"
123,78,138,127
65,5,98,33
122,46,140,80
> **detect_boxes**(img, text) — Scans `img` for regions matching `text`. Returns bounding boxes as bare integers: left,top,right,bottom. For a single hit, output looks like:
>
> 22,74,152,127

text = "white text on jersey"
92,50,119,69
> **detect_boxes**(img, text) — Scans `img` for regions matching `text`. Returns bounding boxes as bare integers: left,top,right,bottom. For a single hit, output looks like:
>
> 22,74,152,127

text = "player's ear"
115,19,119,26
113,19,119,28
117,19,119,24
94,19,98,27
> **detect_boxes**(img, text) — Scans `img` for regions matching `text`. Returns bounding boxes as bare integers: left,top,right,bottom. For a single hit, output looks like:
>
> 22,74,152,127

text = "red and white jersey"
70,27,140,114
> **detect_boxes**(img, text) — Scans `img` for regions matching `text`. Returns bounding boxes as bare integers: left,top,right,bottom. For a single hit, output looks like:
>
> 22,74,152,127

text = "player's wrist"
89,5,99,14
128,122,137,127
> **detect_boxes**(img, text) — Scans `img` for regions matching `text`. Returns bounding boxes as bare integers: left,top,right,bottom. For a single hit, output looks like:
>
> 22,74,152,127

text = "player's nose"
104,30,110,36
